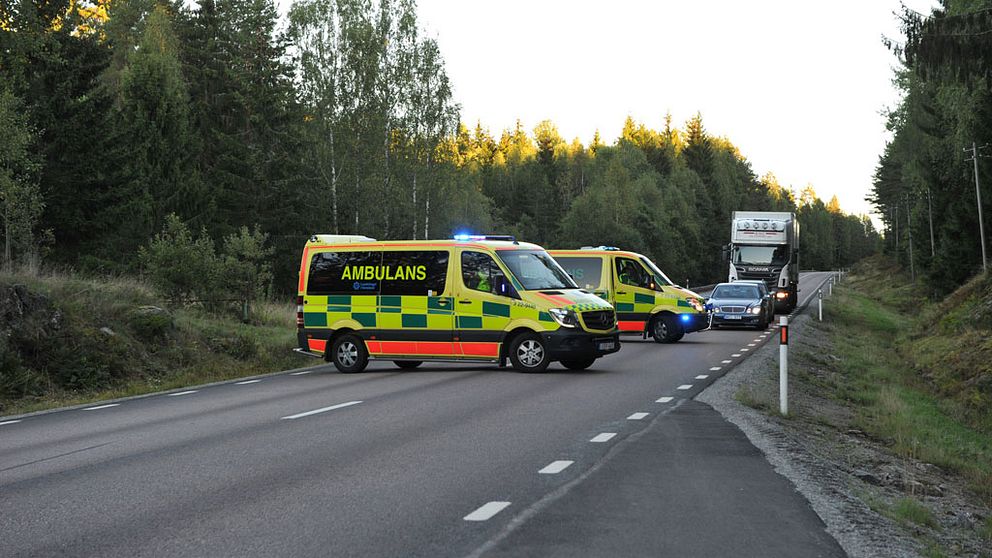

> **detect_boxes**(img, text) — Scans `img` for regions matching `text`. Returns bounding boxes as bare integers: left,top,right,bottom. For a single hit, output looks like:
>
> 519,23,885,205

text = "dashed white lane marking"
167,390,198,397
281,400,363,420
464,501,511,521
590,432,617,443
709,366,721,371
290,370,314,376
627,412,649,420
539,460,574,474
753,338,763,342
83,404,120,411
677,384,693,390
731,353,742,357
0,420,21,426
235,379,261,385
741,348,750,352
747,343,757,347
696,374,709,379
722,360,732,364
656,397,674,403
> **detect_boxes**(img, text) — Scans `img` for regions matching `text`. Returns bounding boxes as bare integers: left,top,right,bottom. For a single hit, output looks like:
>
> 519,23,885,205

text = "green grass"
892,497,938,529
0,269,303,416
821,263,992,504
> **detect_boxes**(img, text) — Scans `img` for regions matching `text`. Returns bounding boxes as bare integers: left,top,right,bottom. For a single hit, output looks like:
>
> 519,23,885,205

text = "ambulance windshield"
496,250,577,291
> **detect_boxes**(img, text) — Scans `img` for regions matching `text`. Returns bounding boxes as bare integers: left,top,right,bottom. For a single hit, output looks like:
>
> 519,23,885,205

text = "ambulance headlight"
548,308,579,328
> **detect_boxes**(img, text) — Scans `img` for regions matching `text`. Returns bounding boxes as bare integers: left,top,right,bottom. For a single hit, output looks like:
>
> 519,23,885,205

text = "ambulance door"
454,250,513,360
374,249,455,358
613,256,657,333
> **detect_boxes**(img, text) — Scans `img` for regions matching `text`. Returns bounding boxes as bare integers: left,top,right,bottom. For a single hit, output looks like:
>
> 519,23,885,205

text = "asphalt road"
1,272,841,558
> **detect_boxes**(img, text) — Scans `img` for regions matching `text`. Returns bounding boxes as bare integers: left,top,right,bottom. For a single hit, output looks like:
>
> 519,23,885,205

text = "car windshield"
496,250,577,291
639,257,674,287
732,245,789,266
712,285,760,299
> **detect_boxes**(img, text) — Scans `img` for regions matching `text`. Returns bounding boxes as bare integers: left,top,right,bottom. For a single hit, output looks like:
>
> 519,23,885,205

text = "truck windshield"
496,250,577,291
639,257,674,287
732,245,789,265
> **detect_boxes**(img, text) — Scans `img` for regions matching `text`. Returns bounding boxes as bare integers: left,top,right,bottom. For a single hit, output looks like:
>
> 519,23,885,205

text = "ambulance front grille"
582,310,616,330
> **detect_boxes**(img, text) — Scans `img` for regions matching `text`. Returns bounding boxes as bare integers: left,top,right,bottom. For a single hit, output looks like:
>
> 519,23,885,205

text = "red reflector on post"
780,325,788,345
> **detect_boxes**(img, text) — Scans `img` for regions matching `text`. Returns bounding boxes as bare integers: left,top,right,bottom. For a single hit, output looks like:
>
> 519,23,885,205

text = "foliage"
0,0,877,295
0,87,43,269
138,214,219,304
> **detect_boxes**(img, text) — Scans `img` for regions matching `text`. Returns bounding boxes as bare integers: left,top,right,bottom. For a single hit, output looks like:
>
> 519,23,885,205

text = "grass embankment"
829,258,992,503
0,270,301,416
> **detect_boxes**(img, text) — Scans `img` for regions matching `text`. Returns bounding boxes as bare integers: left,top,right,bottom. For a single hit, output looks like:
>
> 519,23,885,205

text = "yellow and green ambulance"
549,247,708,343
296,235,620,373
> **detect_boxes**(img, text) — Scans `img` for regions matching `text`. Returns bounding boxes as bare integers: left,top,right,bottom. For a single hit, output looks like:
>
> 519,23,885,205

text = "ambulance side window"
615,257,652,289
560,257,602,290
307,251,381,295
380,251,449,295
461,251,505,295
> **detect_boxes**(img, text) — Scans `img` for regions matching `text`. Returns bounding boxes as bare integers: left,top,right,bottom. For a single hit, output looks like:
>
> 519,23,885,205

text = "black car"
707,282,773,330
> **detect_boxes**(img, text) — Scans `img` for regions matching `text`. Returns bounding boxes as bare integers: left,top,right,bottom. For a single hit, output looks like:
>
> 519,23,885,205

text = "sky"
270,0,939,220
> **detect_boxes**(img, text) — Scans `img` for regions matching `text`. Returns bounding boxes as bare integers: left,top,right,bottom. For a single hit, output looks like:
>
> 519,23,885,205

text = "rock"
99,327,115,336
853,469,882,485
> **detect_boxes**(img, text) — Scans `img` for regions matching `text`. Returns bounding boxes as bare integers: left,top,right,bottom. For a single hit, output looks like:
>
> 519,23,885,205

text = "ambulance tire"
393,360,423,370
560,358,596,370
508,332,550,373
330,334,369,373
651,314,684,343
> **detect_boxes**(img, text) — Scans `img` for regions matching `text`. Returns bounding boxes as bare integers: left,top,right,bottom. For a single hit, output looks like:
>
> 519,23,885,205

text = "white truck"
725,211,799,311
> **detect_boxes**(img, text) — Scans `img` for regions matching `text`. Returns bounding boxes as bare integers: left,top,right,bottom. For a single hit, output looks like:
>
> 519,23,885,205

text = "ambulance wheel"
509,333,550,373
560,358,596,370
331,334,368,373
393,360,422,370
651,315,684,344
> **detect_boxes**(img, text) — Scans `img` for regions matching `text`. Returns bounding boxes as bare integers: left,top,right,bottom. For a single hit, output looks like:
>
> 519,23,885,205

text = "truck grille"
721,306,746,314
582,310,616,330
737,272,777,290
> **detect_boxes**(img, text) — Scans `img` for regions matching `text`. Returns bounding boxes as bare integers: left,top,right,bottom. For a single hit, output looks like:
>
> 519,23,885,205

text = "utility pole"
965,142,989,274
926,188,935,258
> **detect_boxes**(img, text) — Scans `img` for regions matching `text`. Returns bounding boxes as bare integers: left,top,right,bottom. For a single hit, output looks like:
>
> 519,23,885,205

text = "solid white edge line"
236,379,262,385
290,370,314,376
677,384,693,390
167,390,198,397
590,432,617,442
627,412,649,420
709,366,721,371
655,396,674,403
281,400,363,420
464,501,512,521
538,460,574,474
83,404,120,411
696,374,709,379
0,420,21,426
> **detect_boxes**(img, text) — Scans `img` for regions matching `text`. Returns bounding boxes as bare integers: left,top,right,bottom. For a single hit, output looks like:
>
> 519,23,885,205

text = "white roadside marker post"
828,277,833,296
779,315,789,416
818,288,823,321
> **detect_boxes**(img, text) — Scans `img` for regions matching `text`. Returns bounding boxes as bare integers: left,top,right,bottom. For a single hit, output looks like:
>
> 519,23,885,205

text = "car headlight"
749,306,762,315
712,307,722,313
548,307,579,328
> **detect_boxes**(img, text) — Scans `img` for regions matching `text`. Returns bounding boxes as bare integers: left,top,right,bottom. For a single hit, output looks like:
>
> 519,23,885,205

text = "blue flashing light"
680,314,691,322
453,233,473,241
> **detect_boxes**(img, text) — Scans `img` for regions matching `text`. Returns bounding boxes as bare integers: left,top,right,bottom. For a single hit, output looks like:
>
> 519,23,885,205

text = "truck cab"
726,212,799,311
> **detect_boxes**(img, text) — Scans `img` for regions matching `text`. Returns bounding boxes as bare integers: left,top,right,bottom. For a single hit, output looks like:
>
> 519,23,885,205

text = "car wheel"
560,358,596,370
330,334,369,373
509,332,550,373
651,314,684,344
393,360,422,370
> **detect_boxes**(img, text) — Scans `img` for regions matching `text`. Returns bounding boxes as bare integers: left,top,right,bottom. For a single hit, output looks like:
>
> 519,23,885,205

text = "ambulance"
296,235,620,373
549,247,708,343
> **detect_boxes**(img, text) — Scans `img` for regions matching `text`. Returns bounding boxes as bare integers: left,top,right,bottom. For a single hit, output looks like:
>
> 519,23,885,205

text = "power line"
964,142,989,274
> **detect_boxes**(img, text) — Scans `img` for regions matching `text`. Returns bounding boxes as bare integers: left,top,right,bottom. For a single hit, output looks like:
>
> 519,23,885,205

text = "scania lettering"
296,234,620,373
725,211,799,310
549,247,708,343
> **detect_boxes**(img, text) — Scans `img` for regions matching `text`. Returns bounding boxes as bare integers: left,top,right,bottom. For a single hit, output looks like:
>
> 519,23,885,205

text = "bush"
139,214,220,304
128,306,175,341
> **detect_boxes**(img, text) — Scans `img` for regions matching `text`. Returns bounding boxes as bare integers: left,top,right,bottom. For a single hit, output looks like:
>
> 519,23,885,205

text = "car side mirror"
496,275,519,299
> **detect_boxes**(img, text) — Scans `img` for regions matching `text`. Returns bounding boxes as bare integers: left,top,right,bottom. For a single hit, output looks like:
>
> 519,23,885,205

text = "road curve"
0,272,840,557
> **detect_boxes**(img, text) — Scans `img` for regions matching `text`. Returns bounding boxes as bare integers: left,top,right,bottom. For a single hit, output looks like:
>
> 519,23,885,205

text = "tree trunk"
412,169,417,239
330,127,339,234
424,192,430,240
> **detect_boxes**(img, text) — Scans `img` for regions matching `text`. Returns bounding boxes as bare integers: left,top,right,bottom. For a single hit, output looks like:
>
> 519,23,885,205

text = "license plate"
597,341,616,351
724,315,741,320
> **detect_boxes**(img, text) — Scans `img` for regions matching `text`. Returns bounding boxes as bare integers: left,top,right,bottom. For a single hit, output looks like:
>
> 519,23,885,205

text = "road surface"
0,272,843,557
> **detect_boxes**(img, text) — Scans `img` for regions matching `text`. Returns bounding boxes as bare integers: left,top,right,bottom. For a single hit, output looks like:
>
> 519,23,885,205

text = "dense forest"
0,0,877,297
874,0,992,295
